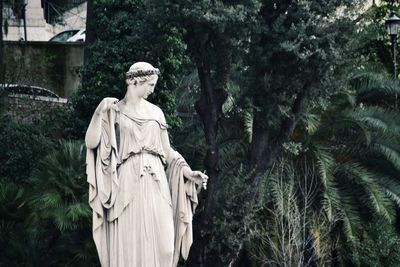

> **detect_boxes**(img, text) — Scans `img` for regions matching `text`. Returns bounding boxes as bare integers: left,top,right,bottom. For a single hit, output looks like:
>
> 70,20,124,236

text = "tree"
245,70,400,265
26,140,97,266
355,1,400,74
73,1,398,265
147,1,261,264
0,139,98,266
221,1,365,264
243,0,363,195
84,0,95,65
349,216,400,266
248,158,338,267
148,1,369,265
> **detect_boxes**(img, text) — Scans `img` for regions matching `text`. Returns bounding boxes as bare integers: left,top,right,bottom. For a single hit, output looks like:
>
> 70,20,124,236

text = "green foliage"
170,65,258,264
2,1,400,266
207,68,400,266
0,140,98,266
0,103,79,182
71,0,190,138
0,115,53,182
247,158,337,267
0,178,31,267
150,0,261,87
29,140,89,231
279,71,400,264
25,140,98,266
348,217,400,267
356,1,400,73
0,103,88,264
242,0,364,127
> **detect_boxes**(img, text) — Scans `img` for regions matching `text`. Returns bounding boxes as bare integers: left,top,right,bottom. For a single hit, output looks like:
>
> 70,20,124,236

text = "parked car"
49,29,85,42
0,84,61,98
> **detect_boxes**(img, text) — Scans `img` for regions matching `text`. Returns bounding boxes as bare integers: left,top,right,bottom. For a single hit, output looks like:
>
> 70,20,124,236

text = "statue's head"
125,62,159,99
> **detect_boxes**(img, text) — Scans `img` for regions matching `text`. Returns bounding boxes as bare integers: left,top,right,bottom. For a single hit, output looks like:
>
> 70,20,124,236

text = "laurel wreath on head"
126,68,160,79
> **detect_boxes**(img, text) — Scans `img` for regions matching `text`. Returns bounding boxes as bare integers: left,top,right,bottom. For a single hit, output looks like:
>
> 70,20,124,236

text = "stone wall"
4,41,84,98
1,94,68,124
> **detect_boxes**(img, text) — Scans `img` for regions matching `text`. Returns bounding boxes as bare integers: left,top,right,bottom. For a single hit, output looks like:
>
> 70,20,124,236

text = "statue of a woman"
85,62,208,267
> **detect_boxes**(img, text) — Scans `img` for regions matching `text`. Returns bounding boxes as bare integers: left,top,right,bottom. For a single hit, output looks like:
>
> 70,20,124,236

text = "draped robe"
86,104,201,267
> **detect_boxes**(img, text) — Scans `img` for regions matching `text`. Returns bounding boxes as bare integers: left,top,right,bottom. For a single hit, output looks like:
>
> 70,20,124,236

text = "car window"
50,30,79,42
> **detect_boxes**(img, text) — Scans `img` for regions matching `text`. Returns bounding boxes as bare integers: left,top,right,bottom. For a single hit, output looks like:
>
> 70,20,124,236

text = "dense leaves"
243,71,400,265
0,140,99,266
0,115,53,182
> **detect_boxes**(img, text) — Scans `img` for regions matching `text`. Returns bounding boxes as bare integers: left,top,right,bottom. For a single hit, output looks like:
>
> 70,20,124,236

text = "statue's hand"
190,170,209,190
182,166,208,190
95,97,119,115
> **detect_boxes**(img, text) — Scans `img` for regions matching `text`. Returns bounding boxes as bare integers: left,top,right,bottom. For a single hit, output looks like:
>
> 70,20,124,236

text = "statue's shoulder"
145,100,167,126
93,97,120,117
145,100,163,116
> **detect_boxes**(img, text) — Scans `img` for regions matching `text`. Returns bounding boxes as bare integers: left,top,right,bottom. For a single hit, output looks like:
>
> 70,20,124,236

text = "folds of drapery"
86,106,202,267
166,150,200,267
86,106,120,267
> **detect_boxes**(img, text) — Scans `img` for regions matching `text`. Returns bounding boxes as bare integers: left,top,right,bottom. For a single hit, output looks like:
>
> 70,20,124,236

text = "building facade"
3,0,86,42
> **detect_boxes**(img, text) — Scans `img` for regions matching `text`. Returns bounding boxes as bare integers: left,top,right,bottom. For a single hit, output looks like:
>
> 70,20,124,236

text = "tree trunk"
185,31,229,267
84,0,95,65
229,88,308,265
249,87,307,198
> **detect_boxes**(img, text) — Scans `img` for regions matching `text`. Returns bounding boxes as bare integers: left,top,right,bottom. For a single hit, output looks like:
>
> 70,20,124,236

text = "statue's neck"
122,88,145,111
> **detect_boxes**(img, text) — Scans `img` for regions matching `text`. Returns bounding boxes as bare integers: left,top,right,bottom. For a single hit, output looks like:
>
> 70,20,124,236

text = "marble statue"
85,62,208,267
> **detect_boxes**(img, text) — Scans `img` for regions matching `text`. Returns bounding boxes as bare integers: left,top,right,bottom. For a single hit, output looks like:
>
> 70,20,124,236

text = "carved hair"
126,62,159,85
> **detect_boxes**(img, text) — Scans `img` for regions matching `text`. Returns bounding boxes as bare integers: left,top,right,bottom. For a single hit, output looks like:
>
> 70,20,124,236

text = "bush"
348,217,400,267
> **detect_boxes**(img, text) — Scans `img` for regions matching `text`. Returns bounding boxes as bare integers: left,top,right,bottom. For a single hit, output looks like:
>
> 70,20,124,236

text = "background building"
2,0,86,42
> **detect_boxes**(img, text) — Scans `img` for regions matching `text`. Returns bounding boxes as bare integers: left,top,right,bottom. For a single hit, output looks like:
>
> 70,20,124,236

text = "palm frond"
335,162,395,222
309,144,340,221
350,105,400,136
350,71,400,100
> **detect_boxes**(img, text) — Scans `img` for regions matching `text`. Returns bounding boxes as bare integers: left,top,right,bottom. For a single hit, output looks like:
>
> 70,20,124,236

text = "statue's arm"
85,110,103,149
158,109,193,175
85,97,119,149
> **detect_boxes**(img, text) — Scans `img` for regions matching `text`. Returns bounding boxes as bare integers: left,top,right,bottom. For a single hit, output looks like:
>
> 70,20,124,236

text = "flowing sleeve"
166,155,202,267
86,106,119,267
161,110,203,266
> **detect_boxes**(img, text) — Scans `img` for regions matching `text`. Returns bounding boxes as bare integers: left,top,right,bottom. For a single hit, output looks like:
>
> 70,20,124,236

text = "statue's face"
143,75,158,99
126,73,158,99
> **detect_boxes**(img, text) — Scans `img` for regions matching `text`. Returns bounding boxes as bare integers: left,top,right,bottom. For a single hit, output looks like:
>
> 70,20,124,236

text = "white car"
49,29,85,42
1,84,61,98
